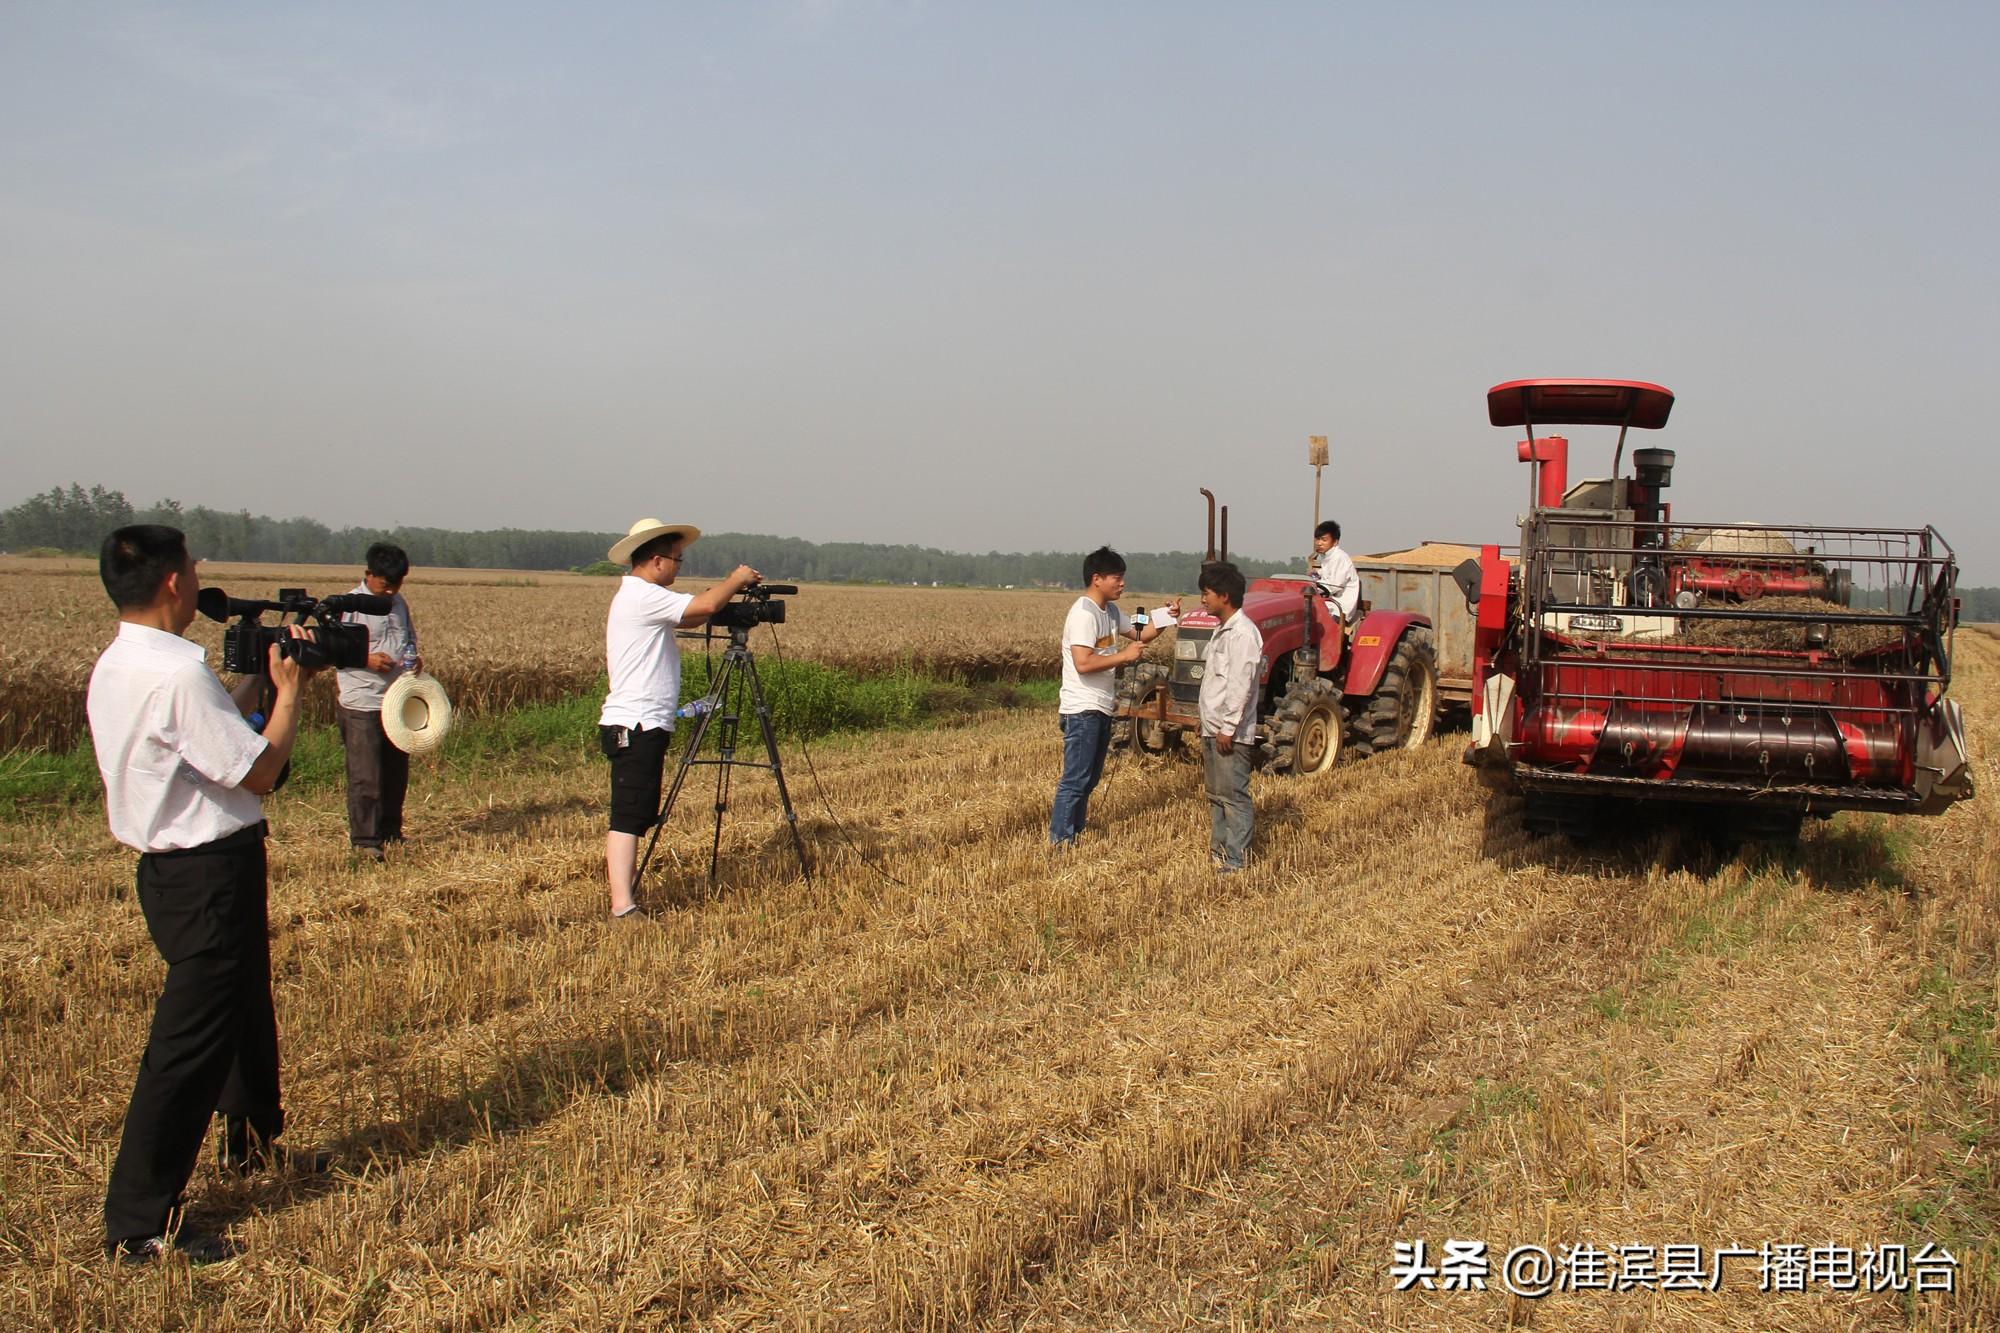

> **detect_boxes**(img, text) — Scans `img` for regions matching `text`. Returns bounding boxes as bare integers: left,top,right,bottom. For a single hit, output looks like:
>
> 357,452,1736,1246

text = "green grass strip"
0,666,1060,816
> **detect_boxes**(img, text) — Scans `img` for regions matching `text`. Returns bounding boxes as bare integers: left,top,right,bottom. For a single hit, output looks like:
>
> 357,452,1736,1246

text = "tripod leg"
706,649,746,892
740,654,812,881
633,655,733,892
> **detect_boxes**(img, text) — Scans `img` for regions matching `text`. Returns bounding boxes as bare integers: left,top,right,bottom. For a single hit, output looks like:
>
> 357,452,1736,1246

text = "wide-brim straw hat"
382,672,453,756
609,518,701,566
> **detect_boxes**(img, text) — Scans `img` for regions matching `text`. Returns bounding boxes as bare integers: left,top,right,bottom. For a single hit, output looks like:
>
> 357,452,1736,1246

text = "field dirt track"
3,631,1997,1329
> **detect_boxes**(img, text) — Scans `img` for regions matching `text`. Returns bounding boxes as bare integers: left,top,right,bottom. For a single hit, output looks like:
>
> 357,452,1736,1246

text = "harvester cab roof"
1486,379,1675,430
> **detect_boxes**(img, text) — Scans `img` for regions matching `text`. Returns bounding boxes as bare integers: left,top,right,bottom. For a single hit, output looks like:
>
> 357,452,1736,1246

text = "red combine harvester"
1116,489,1438,772
1464,378,1973,838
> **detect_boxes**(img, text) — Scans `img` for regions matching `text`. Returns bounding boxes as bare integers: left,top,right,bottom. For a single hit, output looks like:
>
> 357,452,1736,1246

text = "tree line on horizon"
11,483,1998,616
0,483,1296,592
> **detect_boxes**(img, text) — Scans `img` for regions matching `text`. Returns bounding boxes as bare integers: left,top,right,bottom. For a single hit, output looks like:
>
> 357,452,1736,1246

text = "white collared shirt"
86,622,268,853
1198,609,1265,744
600,575,696,731
1313,545,1361,621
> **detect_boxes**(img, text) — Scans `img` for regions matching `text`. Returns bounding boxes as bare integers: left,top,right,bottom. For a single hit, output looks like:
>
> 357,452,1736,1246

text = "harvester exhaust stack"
1518,436,1569,509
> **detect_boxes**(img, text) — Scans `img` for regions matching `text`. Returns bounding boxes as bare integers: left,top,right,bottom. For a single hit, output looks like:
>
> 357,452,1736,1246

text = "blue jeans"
1201,736,1254,870
1050,710,1113,844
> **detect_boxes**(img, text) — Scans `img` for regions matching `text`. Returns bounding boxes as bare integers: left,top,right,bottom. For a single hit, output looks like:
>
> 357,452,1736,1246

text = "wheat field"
0,558,1103,751
1,562,1996,1330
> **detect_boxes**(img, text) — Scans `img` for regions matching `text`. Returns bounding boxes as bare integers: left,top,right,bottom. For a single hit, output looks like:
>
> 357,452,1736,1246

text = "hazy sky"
4,2,1997,576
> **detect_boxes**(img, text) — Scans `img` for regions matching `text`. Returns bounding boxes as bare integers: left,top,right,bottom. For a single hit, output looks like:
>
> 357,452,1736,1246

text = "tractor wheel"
1349,628,1438,758
1111,662,1177,753
1265,676,1343,776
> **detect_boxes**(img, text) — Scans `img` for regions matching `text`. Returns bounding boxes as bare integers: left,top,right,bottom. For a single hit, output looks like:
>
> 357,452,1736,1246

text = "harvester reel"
1348,628,1438,758
1266,676,1342,775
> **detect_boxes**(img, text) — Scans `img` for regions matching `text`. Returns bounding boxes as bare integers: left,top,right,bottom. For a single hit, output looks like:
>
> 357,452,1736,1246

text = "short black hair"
366,541,411,584
1314,520,1341,543
1082,546,1126,584
630,533,681,567
100,525,189,611
1198,560,1246,607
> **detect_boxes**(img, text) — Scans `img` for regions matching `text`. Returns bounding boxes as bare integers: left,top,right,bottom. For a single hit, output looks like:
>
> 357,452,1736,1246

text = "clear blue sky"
3,2,1996,577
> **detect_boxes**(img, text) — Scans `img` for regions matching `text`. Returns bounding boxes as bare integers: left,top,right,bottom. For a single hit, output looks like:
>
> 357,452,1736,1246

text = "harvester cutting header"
1463,378,1973,837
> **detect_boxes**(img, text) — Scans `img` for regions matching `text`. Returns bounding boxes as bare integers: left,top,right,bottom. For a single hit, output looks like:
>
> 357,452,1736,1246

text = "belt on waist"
142,820,269,860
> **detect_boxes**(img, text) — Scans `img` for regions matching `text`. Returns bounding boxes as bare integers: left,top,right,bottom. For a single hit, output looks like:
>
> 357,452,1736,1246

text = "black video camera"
199,586,383,675
709,583,795,631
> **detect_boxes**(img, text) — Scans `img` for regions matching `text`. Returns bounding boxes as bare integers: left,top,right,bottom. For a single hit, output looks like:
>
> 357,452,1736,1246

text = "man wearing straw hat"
600,518,762,918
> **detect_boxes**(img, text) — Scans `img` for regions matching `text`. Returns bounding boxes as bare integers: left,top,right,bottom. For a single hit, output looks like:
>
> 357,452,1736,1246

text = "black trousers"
338,704,409,847
103,823,281,1246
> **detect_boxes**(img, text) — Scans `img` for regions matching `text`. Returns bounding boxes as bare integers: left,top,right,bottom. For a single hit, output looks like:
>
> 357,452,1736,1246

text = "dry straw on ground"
2,566,1995,1329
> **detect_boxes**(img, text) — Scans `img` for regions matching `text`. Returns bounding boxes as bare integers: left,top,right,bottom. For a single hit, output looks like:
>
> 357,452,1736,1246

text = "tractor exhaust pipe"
1221,506,1229,563
1201,488,1217,562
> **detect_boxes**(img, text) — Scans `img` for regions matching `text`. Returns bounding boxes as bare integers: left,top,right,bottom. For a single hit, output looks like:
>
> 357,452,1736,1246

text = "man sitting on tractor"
1310,519,1360,659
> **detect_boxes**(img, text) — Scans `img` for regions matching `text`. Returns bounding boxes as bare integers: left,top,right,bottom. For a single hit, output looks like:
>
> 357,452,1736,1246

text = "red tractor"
1115,489,1439,772
1464,378,1973,837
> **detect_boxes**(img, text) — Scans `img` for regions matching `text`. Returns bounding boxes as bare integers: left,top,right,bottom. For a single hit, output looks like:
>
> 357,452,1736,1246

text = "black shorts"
601,724,672,835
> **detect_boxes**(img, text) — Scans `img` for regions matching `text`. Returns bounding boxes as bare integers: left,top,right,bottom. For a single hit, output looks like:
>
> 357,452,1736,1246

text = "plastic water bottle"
676,698,715,721
400,640,417,672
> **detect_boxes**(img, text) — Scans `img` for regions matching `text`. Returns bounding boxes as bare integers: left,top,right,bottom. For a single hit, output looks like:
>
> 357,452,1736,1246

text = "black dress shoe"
109,1232,239,1266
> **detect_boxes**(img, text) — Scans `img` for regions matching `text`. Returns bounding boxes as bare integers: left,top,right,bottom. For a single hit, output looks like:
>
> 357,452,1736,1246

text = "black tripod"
634,623,811,894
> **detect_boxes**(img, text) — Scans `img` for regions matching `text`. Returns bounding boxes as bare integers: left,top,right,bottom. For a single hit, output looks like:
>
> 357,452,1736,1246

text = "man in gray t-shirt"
334,542,420,857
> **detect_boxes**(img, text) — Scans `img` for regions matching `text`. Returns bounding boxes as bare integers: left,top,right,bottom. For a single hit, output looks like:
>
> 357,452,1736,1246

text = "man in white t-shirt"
87,525,328,1265
599,518,761,918
1050,545,1180,845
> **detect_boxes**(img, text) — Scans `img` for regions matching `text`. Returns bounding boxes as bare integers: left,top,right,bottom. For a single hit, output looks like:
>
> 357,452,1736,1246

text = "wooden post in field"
1309,435,1329,531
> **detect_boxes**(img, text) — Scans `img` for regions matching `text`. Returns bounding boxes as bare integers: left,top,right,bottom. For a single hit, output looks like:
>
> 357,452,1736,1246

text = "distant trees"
1958,586,2000,622
0,482,1314,592
0,484,134,551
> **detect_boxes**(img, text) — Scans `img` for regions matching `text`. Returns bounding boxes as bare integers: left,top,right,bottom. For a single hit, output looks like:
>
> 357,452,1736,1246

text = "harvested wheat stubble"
3,606,1996,1328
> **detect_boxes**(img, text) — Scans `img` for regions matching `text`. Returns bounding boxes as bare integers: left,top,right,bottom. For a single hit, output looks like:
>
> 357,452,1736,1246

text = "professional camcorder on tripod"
635,581,810,892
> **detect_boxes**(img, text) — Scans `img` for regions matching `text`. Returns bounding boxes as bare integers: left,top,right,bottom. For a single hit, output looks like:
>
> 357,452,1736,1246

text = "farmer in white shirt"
86,525,327,1265
1050,545,1179,845
599,518,761,918
1196,561,1265,872
1311,519,1360,625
